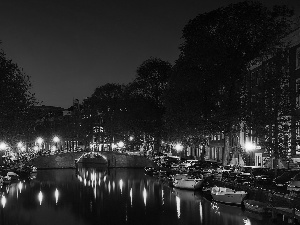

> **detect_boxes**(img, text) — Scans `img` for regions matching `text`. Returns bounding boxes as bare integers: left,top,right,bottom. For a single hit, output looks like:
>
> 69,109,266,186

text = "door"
255,153,262,166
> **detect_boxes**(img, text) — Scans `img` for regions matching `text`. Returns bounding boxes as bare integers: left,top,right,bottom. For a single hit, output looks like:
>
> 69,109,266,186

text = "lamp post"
53,136,60,151
175,143,183,158
245,142,256,166
0,142,8,166
0,142,7,151
117,141,125,152
36,137,44,154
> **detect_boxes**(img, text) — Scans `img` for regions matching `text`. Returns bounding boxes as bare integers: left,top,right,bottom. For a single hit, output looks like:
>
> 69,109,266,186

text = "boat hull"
211,193,247,205
211,187,247,205
243,200,270,214
173,178,204,190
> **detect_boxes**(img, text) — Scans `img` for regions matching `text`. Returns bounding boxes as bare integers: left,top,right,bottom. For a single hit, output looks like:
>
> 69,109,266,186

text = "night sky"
0,0,299,109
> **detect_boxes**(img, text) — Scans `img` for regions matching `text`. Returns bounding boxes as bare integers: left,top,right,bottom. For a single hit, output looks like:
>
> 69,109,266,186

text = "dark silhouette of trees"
0,46,37,146
81,83,126,148
164,1,293,164
125,57,172,152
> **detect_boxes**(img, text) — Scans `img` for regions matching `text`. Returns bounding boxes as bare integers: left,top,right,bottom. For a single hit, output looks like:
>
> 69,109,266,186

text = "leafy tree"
81,83,127,148
165,1,293,165
0,47,37,147
127,57,172,152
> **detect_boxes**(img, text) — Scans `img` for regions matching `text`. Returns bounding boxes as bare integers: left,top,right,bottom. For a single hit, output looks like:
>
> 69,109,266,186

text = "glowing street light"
53,136,60,143
17,142,23,148
36,137,43,146
53,136,60,151
117,141,124,148
0,142,7,151
17,142,26,153
175,143,183,152
36,137,44,153
33,146,39,152
245,142,256,152
245,141,256,166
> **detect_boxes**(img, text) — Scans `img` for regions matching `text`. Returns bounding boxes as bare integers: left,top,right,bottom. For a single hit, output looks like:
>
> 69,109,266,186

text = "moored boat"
2,175,11,185
211,186,247,205
144,167,159,176
243,199,271,214
173,177,204,190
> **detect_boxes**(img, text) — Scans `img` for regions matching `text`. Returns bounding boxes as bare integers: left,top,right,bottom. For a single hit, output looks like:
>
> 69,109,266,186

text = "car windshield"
252,168,269,175
293,173,300,180
278,171,299,179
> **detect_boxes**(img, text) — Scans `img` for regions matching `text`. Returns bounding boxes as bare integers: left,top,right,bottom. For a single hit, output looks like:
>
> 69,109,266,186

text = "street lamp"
0,142,7,151
17,142,23,149
175,143,183,152
117,141,124,148
36,137,44,153
17,142,26,156
53,136,60,151
245,141,256,166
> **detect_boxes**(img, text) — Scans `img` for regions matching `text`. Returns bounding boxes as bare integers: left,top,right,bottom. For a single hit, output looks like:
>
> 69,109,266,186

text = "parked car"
252,168,274,185
235,172,254,184
273,170,300,188
189,160,221,172
287,172,300,192
226,171,240,182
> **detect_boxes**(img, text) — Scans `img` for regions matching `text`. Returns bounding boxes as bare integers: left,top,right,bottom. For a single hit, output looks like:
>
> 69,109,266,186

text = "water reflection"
0,167,277,225
55,188,59,204
38,190,43,205
1,195,6,208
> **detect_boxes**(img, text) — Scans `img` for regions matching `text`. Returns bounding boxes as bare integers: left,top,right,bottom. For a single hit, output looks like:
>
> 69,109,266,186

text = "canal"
1,167,276,225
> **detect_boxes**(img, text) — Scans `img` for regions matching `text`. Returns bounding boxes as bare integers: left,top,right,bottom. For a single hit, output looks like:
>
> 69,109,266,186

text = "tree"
0,47,37,146
81,83,127,148
127,57,172,153
165,1,293,165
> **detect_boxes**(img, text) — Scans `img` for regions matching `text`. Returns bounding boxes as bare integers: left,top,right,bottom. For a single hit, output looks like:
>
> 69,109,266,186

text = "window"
296,78,300,108
296,121,300,139
296,47,300,70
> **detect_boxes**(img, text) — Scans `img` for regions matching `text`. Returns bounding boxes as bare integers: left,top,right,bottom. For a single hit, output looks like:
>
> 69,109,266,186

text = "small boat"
31,166,38,174
173,177,204,190
243,199,271,214
171,173,189,180
211,186,247,205
144,167,159,176
7,171,19,181
2,175,11,185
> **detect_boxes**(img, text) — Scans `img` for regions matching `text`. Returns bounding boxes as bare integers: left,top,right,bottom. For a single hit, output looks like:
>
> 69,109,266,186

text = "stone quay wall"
30,152,156,169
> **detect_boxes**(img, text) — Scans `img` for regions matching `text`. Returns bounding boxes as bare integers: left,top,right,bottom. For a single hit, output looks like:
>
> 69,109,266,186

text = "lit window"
296,47,300,70
296,78,300,108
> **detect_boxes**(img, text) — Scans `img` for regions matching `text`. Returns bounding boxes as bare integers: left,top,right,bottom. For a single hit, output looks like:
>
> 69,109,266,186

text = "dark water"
0,167,277,225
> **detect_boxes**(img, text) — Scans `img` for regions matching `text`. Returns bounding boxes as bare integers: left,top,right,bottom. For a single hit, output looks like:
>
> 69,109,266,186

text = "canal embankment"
30,151,156,169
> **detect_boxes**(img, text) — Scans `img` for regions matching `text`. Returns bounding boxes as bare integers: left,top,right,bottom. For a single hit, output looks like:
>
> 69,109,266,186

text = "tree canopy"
0,47,37,145
164,1,294,163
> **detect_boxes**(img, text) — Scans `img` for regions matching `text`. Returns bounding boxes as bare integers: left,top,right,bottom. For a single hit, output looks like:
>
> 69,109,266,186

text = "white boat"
3,175,11,185
173,177,204,190
211,186,247,205
171,173,189,180
243,199,271,214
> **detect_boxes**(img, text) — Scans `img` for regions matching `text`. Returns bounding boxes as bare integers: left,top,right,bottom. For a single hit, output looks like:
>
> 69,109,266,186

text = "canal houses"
202,15,300,168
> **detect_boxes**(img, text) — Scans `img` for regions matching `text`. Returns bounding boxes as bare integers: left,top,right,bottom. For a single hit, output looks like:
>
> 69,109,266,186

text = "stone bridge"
31,151,156,169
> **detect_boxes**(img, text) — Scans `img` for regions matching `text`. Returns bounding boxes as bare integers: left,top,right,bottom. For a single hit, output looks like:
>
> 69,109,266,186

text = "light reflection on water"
0,167,276,225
